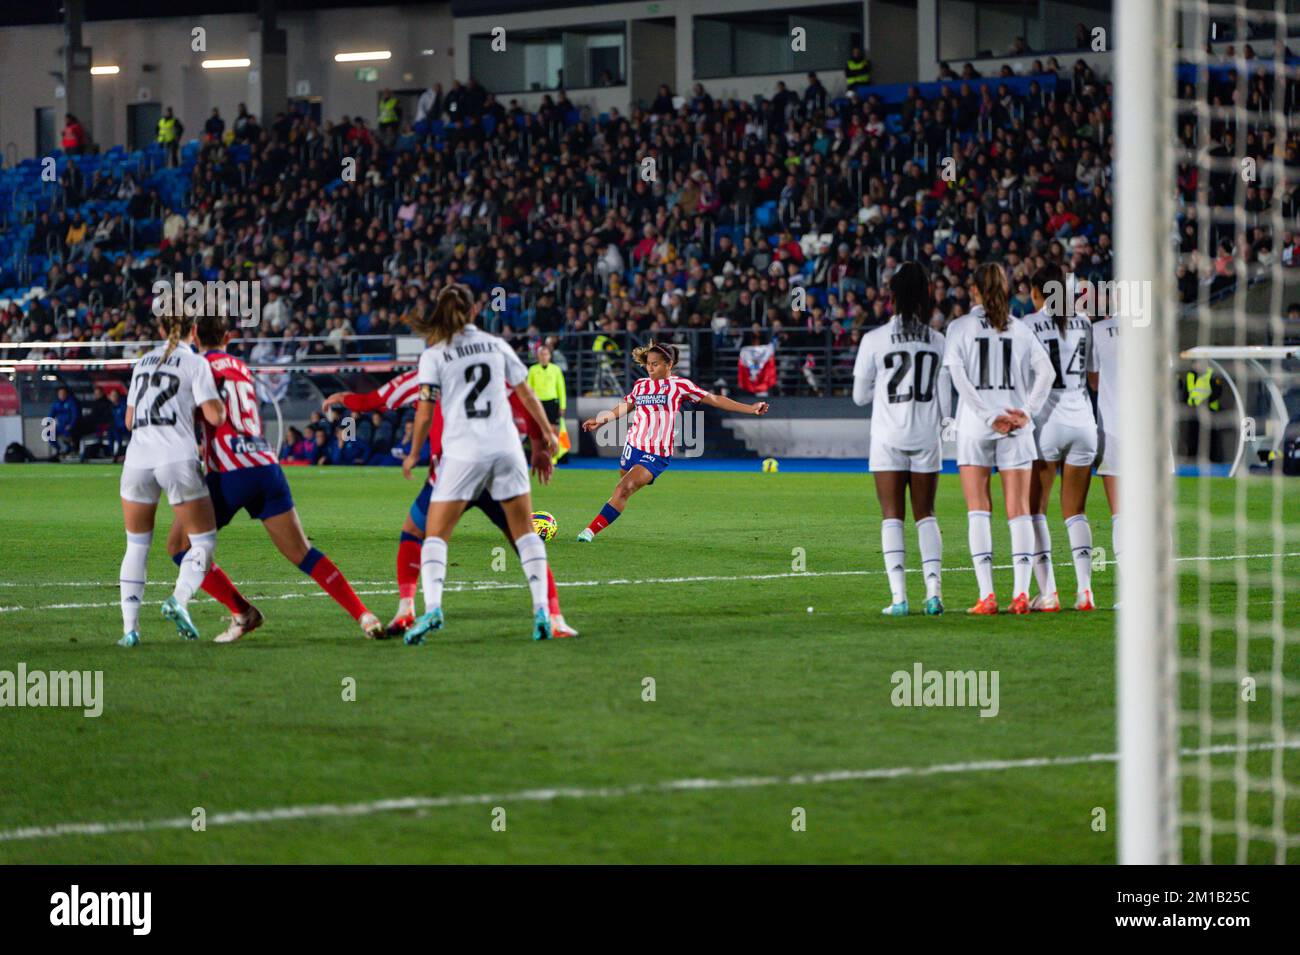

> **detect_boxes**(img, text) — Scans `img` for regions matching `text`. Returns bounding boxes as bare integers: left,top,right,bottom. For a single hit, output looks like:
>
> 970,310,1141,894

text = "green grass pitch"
0,463,1295,863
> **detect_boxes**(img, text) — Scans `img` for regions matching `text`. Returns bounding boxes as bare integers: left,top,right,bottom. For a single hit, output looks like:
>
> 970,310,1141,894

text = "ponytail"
406,284,474,344
973,262,1010,332
160,314,194,360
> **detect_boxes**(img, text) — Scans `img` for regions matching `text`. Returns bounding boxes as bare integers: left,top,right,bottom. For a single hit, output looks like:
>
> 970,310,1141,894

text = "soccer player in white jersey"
116,312,227,646
852,261,952,616
400,285,558,643
1089,309,1121,586
576,341,769,541
1021,264,1099,612
943,262,1054,615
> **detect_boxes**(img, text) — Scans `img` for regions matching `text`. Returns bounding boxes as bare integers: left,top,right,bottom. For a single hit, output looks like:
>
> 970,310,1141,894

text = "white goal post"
1116,0,1180,865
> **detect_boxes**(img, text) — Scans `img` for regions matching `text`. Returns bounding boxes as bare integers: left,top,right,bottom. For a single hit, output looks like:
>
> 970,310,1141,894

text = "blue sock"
599,502,621,525
297,547,324,575
399,531,421,545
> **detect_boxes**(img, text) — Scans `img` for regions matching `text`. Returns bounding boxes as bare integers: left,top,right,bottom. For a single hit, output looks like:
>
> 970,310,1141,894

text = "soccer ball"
762,457,779,473
532,511,558,542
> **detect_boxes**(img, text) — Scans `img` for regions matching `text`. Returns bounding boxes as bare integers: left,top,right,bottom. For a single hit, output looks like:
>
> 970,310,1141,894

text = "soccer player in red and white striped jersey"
577,341,769,541
322,368,576,637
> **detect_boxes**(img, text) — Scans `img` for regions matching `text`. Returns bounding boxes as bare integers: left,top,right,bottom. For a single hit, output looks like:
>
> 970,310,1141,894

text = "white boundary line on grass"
1,550,1297,613
0,739,1294,843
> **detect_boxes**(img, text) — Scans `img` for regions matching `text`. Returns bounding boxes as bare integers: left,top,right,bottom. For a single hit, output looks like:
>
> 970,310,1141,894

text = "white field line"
1,550,1297,614
0,740,1294,844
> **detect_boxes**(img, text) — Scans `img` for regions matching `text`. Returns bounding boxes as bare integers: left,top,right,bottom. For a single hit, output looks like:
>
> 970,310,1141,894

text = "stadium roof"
0,0,428,29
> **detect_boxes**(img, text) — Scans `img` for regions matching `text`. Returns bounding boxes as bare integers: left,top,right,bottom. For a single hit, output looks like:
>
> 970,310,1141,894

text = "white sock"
420,536,448,612
1111,513,1121,569
968,510,994,598
881,518,907,604
1009,515,1035,598
514,532,550,612
1031,513,1056,597
916,516,942,599
120,531,151,634
173,530,215,607
1067,514,1093,594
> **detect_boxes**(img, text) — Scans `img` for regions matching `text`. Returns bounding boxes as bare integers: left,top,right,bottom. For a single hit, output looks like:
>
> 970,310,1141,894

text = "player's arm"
851,339,876,407
1020,329,1055,422
322,389,384,414
700,392,769,416
403,388,435,480
511,380,558,456
193,361,226,427
199,398,226,427
946,356,1007,432
583,399,633,431
509,391,554,485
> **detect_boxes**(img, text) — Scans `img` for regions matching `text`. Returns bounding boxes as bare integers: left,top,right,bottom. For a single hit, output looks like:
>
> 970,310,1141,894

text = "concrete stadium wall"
0,5,454,161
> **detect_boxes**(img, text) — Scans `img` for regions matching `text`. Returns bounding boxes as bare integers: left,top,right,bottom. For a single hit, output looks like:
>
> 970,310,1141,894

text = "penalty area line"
2,550,1299,613
0,740,1294,843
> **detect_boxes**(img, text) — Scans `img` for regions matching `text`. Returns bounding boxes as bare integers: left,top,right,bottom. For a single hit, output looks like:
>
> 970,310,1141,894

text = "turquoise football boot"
117,631,141,648
532,607,553,641
161,596,200,640
924,596,945,616
404,608,444,645
881,600,909,617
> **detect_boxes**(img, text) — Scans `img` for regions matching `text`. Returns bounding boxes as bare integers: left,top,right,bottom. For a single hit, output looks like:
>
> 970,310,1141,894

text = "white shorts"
957,429,1036,470
1095,429,1119,477
1036,417,1099,468
869,437,941,473
119,460,209,506
431,448,531,503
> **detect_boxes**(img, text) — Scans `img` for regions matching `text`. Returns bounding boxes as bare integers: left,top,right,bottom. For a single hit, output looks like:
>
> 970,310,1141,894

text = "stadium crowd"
2,55,1125,385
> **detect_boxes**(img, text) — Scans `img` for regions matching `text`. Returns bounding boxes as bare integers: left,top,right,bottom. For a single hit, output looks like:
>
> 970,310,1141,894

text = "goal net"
1118,0,1300,864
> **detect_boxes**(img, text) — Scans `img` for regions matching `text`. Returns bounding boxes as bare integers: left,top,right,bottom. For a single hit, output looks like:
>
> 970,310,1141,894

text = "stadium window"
692,3,861,80
936,0,1112,62
470,23,625,94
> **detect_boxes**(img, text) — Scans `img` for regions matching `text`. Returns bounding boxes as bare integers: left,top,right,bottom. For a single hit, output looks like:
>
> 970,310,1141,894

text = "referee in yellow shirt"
527,345,568,461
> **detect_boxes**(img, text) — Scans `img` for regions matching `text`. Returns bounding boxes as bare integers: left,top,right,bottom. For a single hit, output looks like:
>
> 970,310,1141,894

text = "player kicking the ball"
401,284,559,643
577,342,768,541
166,314,384,641
116,312,226,646
852,261,951,616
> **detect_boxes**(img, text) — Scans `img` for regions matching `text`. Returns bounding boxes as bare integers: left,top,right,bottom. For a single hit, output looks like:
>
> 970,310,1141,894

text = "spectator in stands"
845,46,872,97
803,72,827,116
61,114,88,156
156,106,183,167
48,386,79,456
204,108,225,143
377,88,400,145
652,84,675,117
65,213,90,263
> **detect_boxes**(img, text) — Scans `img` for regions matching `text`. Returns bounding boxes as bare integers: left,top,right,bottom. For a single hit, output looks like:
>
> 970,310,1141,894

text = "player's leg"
262,507,383,639
578,465,654,541
389,483,432,635
909,469,943,614
403,498,469,643
498,490,554,641
165,472,258,640
117,496,157,646
1102,473,1120,571
1028,459,1060,611
873,470,910,615
164,492,219,641
959,463,997,613
475,492,575,637
999,465,1035,614
1060,462,1095,610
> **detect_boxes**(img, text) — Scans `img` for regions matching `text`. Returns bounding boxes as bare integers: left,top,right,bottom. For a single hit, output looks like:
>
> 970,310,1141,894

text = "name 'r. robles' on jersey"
415,324,530,459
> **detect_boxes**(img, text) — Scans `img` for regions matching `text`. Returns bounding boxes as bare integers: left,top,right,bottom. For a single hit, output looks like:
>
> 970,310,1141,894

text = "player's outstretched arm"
582,400,633,432
701,393,769,416
511,381,558,457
